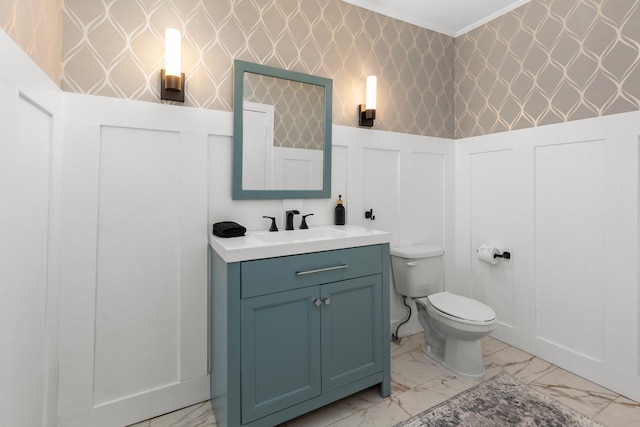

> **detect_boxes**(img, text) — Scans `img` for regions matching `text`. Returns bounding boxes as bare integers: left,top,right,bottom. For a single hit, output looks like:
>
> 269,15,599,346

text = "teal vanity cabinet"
210,242,390,427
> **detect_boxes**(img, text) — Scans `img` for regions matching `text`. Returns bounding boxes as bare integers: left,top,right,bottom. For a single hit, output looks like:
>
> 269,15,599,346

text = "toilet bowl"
417,292,496,378
390,245,497,379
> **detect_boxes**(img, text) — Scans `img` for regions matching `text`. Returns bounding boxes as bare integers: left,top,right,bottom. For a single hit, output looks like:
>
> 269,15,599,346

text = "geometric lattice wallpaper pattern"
62,0,456,138
1,0,62,85
9,0,637,138
455,0,640,138
244,73,325,150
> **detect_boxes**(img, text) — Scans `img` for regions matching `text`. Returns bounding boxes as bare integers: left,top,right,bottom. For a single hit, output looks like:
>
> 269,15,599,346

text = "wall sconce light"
358,75,376,127
161,28,185,102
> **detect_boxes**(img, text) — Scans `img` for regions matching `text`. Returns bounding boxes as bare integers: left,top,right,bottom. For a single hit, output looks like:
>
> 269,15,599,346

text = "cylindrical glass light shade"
165,28,181,91
365,75,377,110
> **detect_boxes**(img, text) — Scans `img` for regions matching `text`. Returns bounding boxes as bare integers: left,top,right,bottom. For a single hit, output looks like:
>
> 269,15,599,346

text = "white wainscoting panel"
331,144,349,203
94,126,182,404
601,136,639,387
406,152,445,247
363,147,400,237
0,29,63,427
534,140,606,362
242,102,273,190
58,94,230,427
470,150,515,329
274,147,324,190
1,84,51,427
456,111,640,401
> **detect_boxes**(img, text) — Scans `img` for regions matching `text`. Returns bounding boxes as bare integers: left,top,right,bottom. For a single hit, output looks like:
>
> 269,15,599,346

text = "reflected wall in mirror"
233,60,332,199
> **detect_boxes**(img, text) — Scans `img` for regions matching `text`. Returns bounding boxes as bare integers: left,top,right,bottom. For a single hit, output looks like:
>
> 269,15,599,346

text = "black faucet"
300,213,314,229
262,216,278,232
285,210,299,230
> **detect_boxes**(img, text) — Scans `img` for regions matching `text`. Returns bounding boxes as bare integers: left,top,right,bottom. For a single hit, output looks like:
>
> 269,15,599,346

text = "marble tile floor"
130,334,640,427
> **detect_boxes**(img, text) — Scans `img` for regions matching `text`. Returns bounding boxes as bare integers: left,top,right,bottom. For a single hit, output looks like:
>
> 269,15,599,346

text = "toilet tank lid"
390,244,444,258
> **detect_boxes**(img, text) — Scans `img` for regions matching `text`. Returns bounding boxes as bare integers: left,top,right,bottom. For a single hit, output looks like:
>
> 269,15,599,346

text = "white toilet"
390,244,496,379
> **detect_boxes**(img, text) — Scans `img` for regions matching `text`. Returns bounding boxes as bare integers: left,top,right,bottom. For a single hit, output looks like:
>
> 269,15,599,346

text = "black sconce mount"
161,69,185,102
358,104,375,127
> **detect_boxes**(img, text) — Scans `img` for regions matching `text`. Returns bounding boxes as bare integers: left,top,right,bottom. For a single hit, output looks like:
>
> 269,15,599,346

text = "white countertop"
209,225,391,263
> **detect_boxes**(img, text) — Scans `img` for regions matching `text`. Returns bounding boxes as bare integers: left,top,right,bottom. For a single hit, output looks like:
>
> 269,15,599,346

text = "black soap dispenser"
334,195,345,225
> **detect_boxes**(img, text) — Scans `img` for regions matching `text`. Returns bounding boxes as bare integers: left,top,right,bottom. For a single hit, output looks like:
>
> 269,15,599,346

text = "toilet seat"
424,292,496,325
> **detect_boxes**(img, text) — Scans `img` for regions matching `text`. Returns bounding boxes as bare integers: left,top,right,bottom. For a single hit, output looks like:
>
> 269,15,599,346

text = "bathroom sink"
253,227,350,243
210,225,390,262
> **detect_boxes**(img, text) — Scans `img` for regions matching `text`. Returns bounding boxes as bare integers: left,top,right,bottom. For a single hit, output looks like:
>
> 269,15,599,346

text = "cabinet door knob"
314,299,322,307
323,298,331,305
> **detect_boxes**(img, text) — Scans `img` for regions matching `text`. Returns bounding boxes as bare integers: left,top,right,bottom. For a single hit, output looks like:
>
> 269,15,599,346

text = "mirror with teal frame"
233,60,332,199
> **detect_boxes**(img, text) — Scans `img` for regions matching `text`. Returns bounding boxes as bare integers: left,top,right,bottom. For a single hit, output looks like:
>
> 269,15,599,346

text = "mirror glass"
233,60,332,199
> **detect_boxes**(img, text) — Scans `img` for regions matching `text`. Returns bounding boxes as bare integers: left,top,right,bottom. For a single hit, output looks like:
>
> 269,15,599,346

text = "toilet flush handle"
406,261,418,267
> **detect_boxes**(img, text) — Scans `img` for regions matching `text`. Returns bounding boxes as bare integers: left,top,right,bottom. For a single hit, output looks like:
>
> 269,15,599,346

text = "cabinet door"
241,286,321,423
321,275,383,392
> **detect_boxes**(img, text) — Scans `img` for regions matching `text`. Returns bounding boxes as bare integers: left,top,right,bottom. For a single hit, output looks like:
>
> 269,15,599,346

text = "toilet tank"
390,245,444,297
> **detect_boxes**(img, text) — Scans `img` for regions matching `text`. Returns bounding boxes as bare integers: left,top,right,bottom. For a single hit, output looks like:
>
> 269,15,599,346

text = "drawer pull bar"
296,264,348,276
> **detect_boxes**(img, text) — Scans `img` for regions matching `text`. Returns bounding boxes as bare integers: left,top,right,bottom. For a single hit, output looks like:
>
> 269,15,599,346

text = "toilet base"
422,339,485,380
421,335,486,380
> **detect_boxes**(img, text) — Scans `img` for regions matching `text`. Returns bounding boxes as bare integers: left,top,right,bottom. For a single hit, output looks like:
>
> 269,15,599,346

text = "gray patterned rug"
395,373,605,427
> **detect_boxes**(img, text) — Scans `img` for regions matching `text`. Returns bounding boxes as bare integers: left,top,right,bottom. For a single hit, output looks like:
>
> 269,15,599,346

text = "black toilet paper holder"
494,251,511,259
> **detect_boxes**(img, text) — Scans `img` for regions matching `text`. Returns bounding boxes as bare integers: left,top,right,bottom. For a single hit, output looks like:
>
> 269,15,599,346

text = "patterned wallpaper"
244,73,325,150
455,0,640,138
1,0,62,85
62,0,456,138
9,0,635,138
